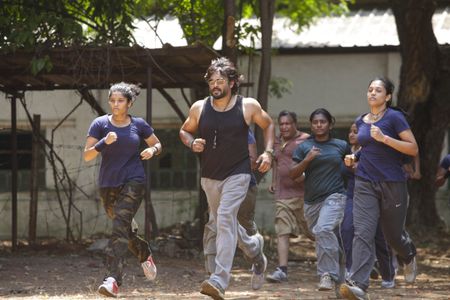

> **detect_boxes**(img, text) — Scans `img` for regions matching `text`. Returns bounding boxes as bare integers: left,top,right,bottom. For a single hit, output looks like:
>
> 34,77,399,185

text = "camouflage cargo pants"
99,181,152,285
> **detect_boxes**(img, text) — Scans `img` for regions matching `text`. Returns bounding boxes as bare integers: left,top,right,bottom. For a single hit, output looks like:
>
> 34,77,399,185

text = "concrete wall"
1,50,436,239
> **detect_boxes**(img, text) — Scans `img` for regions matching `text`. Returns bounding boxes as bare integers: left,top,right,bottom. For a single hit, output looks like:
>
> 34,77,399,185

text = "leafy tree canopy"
1,0,353,50
143,0,352,48
0,0,140,51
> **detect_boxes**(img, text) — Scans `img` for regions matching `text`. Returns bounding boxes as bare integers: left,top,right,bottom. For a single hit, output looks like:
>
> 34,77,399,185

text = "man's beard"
210,88,227,99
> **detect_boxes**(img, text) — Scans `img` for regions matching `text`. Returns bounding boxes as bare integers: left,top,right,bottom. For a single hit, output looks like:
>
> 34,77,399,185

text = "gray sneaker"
403,257,417,284
318,273,334,291
200,280,225,300
251,233,267,290
339,282,370,300
266,267,288,283
381,280,395,289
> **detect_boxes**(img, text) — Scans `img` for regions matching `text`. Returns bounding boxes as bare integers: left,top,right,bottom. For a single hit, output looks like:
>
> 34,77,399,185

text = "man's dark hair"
204,57,243,94
278,110,298,125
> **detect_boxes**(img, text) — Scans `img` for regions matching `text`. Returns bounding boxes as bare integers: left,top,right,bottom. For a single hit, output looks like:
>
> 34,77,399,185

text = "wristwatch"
264,149,274,157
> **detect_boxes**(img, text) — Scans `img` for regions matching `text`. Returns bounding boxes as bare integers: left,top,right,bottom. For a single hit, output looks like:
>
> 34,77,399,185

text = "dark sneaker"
318,273,334,291
98,277,118,298
266,267,288,283
251,233,267,290
369,265,380,280
403,257,417,284
200,280,225,300
339,282,370,300
142,255,157,281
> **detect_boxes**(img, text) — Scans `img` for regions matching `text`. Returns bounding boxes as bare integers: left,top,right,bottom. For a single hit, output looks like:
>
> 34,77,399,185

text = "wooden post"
28,114,41,245
145,66,159,240
11,95,18,251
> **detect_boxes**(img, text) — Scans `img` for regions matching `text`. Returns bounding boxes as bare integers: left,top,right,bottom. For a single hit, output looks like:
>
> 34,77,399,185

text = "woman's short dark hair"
278,110,298,125
369,77,395,107
204,57,243,94
109,82,140,103
309,108,335,125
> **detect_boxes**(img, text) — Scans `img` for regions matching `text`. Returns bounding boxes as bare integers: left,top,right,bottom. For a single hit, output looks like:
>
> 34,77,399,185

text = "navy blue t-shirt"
87,115,154,187
293,137,350,204
356,108,410,182
440,154,450,178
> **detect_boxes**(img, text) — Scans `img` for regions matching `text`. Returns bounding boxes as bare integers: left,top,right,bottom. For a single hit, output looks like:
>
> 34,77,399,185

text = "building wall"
0,50,435,239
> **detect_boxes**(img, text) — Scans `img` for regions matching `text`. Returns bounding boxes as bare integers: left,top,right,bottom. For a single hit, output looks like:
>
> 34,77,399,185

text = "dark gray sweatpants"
349,178,416,290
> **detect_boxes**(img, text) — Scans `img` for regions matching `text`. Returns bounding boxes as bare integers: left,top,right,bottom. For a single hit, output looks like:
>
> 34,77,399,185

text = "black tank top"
198,96,251,180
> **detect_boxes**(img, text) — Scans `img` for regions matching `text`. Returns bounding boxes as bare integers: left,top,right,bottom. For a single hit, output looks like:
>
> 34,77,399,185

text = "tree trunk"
257,0,275,112
255,0,275,180
222,0,237,64
392,0,450,230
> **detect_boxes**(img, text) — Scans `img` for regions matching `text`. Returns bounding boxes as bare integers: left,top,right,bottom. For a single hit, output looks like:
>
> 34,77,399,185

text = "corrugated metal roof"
137,8,450,50
267,7,450,48
0,44,219,92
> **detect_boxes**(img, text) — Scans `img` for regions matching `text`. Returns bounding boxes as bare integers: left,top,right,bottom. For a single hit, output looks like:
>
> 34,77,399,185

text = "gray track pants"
203,184,258,274
201,174,261,290
349,178,416,290
304,193,346,283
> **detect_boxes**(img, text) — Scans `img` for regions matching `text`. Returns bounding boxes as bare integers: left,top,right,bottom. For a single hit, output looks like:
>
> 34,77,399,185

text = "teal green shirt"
292,137,350,204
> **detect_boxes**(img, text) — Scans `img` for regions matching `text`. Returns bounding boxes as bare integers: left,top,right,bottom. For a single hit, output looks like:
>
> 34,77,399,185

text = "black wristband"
189,139,195,150
151,146,159,155
94,138,107,152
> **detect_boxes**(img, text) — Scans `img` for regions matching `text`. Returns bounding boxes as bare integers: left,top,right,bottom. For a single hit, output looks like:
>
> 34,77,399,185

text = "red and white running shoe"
98,276,118,298
142,255,157,281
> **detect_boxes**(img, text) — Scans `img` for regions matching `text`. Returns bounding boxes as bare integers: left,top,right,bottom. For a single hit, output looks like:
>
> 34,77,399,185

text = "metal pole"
11,95,18,251
29,114,41,245
145,66,158,240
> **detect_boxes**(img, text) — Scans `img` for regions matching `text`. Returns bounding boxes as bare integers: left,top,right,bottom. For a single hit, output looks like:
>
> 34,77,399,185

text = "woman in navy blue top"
340,77,419,300
341,123,397,290
84,82,161,297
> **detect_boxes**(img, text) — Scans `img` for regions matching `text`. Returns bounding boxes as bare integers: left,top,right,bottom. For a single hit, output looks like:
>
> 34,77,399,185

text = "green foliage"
0,0,138,51
276,0,353,29
236,21,260,54
269,76,292,99
30,55,53,75
142,0,223,46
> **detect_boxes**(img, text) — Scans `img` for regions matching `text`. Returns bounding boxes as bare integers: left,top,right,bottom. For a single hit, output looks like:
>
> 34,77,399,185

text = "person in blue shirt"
341,123,397,289
436,154,450,187
436,154,450,206
340,77,419,300
84,82,161,298
290,108,350,292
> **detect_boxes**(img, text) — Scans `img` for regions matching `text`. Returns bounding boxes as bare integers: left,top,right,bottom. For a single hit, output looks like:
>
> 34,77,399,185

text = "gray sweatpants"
201,174,261,290
304,193,346,283
203,184,258,274
349,178,416,290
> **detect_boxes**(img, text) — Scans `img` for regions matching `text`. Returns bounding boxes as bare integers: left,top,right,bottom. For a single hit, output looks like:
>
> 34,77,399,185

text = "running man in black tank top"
180,57,275,299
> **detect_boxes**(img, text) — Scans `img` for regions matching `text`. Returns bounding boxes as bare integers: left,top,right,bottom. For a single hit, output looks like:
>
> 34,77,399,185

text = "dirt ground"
1,233,449,300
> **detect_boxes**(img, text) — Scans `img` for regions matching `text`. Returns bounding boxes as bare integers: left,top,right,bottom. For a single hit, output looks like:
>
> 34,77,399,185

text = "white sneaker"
142,255,157,281
98,277,118,298
251,233,267,290
381,280,395,288
403,257,417,284
318,273,334,291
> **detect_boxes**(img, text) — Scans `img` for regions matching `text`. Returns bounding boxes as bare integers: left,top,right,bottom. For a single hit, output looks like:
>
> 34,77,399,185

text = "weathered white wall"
0,190,199,239
239,52,402,126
